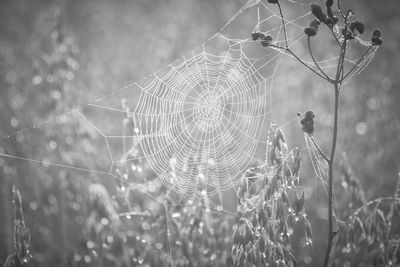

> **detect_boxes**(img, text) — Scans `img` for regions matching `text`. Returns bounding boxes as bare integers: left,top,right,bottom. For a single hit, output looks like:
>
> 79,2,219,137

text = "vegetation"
1,0,399,266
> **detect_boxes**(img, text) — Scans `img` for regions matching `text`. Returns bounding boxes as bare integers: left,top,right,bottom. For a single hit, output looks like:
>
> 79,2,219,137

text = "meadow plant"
250,0,400,266
1,1,398,267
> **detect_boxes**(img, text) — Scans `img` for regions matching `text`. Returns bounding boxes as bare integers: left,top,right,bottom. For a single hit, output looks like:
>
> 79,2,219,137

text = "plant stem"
269,44,329,81
323,84,339,267
277,3,288,49
323,15,349,265
308,36,331,81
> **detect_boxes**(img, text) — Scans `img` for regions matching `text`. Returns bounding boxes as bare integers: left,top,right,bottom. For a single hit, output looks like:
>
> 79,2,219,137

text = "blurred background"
0,0,399,266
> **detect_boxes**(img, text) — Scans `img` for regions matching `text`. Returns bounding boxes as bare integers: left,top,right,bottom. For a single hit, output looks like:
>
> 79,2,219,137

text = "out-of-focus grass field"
0,0,399,266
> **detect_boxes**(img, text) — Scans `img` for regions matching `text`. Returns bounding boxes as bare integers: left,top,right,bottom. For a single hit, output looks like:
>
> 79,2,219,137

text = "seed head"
304,19,320,37
310,3,327,23
300,111,315,135
251,32,265,41
350,21,365,35
261,35,273,47
371,29,382,46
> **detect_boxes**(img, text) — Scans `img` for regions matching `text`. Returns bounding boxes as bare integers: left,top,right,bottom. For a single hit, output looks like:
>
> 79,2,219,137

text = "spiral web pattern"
131,36,276,196
0,1,382,265
0,0,378,202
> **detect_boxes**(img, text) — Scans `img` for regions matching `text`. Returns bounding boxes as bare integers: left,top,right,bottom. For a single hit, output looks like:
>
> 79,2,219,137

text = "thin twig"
341,46,373,81
329,26,342,45
307,36,332,81
269,44,329,81
277,2,288,49
337,0,346,19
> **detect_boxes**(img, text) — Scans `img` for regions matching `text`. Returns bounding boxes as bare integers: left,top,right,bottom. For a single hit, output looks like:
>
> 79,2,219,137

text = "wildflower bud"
261,35,273,47
310,3,327,23
325,0,333,8
304,19,320,37
267,0,279,4
371,29,382,46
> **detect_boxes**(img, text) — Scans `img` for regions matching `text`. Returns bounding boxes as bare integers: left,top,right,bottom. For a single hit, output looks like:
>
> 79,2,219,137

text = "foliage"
0,0,398,266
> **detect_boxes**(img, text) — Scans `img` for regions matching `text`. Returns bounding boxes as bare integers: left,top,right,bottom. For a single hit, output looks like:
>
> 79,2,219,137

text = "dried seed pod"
304,27,317,37
310,3,327,23
349,21,365,35
371,29,383,46
267,0,279,4
261,35,273,47
305,19,320,37
251,32,265,41
300,111,315,135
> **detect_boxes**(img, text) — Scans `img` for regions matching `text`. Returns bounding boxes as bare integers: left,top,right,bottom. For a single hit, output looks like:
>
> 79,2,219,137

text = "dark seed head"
371,36,382,46
251,32,265,41
261,35,273,47
267,0,279,4
304,19,320,37
372,29,382,38
325,0,333,8
251,32,260,41
371,29,383,45
350,21,365,35
310,3,327,23
304,27,317,37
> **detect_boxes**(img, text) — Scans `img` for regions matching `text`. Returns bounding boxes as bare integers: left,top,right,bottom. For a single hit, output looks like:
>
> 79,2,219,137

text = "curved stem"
337,0,346,19
308,36,331,81
277,2,288,49
341,46,372,82
269,44,329,81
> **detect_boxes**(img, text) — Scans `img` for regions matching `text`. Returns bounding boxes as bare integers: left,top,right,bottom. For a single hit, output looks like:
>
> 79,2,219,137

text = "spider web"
0,0,379,264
